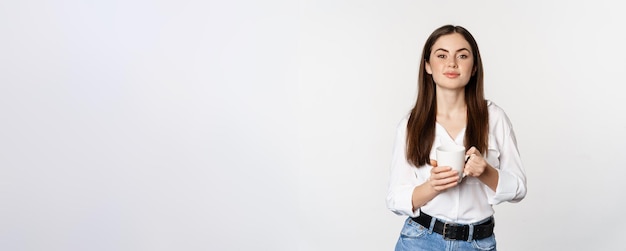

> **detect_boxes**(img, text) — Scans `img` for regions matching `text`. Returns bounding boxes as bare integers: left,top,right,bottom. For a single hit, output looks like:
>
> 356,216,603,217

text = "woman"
386,25,527,251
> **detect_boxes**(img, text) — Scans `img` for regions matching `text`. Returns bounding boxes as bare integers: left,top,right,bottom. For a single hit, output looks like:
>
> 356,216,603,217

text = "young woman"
386,25,527,251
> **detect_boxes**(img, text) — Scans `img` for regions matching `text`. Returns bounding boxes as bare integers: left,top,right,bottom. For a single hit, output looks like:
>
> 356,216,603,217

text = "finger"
466,146,480,156
464,154,478,168
463,162,482,177
469,153,477,162
432,176,460,189
463,156,475,175
431,165,452,174
430,159,438,167
432,169,459,181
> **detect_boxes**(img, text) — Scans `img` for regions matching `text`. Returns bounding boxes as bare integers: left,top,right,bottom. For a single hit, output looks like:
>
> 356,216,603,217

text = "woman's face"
425,33,475,90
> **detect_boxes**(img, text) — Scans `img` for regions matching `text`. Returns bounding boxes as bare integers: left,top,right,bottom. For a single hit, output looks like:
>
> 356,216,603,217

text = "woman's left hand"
464,146,488,178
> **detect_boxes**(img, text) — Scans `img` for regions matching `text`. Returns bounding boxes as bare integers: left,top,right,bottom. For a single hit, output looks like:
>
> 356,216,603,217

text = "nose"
447,58,458,68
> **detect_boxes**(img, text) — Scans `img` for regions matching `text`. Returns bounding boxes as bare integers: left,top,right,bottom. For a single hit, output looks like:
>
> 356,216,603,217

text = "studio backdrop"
1,0,624,250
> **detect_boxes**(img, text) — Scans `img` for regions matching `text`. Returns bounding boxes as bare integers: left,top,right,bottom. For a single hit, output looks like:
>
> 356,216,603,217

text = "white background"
1,0,625,250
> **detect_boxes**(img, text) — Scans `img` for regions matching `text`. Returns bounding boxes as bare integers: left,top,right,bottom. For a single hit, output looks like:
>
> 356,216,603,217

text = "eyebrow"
434,48,471,53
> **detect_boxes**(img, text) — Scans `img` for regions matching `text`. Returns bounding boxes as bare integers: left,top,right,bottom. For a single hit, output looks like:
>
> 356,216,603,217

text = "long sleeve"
386,117,420,217
486,108,527,205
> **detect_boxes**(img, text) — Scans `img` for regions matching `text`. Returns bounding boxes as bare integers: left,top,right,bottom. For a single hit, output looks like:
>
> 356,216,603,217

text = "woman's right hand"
428,160,460,192
410,160,460,209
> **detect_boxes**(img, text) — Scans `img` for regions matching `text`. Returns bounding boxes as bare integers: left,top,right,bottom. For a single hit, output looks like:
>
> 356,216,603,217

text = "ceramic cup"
436,144,467,181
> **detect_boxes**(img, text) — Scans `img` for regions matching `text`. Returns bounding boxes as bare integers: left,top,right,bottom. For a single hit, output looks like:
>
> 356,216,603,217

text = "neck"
436,90,466,117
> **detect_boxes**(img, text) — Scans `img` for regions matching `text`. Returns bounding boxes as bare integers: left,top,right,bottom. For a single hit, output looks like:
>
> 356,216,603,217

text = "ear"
472,66,477,76
425,61,432,74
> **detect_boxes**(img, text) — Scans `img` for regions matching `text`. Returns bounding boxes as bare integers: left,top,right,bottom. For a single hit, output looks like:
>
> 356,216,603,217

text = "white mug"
436,144,467,181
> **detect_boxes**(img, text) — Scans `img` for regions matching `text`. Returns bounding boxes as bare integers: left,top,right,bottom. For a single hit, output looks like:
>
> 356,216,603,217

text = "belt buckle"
442,222,458,240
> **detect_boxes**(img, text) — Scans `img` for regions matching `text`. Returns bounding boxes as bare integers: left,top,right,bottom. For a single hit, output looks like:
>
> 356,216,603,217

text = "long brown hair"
406,25,489,167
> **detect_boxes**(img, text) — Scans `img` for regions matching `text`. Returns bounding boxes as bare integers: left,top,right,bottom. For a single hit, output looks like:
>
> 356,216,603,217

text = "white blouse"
386,101,527,224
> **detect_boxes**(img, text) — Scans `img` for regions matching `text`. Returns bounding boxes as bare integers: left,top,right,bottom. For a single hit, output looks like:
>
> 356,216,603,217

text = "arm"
386,118,421,217
490,127,527,204
411,160,460,209
386,117,460,216
473,105,527,204
464,148,499,192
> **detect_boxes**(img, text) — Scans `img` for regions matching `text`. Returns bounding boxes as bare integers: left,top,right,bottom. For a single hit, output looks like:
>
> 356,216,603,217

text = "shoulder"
487,100,506,119
395,112,411,132
487,100,514,130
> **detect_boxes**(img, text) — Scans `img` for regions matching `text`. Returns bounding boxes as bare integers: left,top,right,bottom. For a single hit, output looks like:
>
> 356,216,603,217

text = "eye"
458,54,469,59
437,54,446,59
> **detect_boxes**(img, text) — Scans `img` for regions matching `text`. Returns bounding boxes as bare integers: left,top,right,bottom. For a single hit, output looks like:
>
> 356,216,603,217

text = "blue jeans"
394,217,497,251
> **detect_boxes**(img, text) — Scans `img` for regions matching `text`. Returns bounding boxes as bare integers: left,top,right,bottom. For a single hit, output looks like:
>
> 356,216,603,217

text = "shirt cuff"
388,185,420,217
488,169,522,205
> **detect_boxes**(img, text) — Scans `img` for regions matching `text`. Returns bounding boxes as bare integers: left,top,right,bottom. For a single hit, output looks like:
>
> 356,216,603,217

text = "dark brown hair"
406,25,489,167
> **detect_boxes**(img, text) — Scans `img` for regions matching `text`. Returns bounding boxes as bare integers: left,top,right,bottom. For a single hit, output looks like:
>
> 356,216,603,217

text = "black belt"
411,212,494,241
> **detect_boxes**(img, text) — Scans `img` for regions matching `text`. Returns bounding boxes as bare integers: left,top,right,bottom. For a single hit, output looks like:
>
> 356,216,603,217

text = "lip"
443,72,460,78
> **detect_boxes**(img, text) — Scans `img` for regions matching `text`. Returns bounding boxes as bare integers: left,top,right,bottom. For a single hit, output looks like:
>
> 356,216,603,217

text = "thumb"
429,159,438,167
